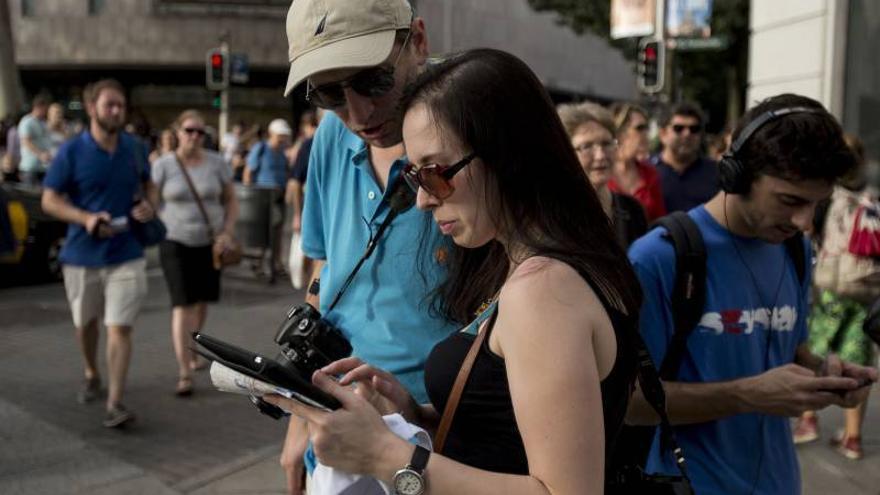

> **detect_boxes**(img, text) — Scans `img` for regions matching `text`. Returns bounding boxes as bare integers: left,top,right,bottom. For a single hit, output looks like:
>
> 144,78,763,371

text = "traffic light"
637,38,664,94
206,48,228,90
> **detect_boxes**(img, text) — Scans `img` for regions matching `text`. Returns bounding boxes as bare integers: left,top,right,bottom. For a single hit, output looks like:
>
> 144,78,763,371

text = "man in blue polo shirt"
42,79,155,429
276,0,457,492
652,102,719,213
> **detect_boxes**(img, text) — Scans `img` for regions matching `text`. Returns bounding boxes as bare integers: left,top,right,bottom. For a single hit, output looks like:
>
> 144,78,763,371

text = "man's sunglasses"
402,152,477,200
671,124,702,134
306,30,412,109
183,127,206,136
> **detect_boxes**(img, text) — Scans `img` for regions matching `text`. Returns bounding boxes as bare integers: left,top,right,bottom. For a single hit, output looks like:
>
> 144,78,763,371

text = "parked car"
0,183,66,283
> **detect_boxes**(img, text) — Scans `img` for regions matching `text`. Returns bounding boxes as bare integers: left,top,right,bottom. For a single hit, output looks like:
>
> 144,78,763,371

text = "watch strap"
408,445,430,473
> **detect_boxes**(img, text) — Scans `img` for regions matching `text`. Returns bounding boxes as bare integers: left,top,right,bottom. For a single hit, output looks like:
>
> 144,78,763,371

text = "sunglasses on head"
671,124,702,134
306,30,412,109
183,127,206,136
402,152,477,199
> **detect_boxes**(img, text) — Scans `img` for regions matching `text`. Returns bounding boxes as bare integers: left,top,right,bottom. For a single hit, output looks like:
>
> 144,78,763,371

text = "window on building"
20,0,34,17
88,0,104,15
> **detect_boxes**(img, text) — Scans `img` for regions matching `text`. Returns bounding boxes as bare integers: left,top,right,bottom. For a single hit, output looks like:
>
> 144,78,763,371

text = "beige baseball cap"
284,0,413,97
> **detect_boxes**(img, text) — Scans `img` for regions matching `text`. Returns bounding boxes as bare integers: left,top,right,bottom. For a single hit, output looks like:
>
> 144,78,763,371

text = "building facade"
8,0,637,135
747,0,879,160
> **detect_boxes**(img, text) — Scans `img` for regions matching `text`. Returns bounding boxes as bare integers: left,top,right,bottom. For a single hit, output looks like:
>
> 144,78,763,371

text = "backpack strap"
653,212,707,381
253,141,267,174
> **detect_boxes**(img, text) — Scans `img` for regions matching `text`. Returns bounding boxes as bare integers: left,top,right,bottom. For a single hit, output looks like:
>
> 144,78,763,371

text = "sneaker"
103,404,135,428
77,377,101,404
831,431,863,460
793,415,819,444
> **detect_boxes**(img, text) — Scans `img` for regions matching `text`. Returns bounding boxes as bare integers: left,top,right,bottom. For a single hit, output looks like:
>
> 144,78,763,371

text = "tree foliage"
527,0,750,131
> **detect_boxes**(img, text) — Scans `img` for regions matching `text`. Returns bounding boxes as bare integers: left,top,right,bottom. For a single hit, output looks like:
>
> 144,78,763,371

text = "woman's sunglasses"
306,30,412,109
182,127,206,136
402,152,477,200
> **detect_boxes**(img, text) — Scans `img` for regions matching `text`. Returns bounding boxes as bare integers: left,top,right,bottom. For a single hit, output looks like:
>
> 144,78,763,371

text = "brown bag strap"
174,154,215,239
433,305,498,453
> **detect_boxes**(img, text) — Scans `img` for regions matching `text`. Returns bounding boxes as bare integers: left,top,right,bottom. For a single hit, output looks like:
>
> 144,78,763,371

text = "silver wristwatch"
392,445,430,495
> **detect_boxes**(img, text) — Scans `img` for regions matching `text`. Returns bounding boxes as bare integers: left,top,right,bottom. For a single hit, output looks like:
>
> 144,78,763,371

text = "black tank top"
423,265,638,475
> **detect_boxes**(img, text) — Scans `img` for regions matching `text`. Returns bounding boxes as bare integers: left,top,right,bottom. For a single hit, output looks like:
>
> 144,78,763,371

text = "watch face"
394,470,424,495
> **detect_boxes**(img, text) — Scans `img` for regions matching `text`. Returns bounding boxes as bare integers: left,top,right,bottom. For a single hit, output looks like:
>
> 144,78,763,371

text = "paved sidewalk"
1,260,878,494
0,265,296,494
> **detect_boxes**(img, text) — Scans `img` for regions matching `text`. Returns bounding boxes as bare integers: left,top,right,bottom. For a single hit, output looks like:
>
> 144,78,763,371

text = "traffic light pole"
219,39,230,151
655,0,671,102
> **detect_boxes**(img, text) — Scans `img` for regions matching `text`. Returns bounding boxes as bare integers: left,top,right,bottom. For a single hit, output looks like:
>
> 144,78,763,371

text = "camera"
273,303,353,378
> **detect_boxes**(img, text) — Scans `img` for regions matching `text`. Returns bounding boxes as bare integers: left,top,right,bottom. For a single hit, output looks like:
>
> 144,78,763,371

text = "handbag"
605,327,695,495
130,142,166,247
174,154,242,270
848,204,880,257
814,190,880,304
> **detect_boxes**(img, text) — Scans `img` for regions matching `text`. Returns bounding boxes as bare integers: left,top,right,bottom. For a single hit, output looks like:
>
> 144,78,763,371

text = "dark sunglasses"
633,123,649,132
183,127,206,136
402,152,477,199
306,30,411,109
671,124,702,134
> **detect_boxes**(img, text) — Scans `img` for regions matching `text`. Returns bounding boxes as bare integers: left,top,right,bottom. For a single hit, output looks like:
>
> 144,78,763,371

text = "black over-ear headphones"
718,106,824,195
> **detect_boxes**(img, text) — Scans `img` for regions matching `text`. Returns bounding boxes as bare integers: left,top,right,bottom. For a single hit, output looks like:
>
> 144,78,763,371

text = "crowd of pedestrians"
1,0,878,493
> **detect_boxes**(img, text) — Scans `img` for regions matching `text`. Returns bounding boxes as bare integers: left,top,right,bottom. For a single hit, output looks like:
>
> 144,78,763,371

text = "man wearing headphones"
626,94,878,495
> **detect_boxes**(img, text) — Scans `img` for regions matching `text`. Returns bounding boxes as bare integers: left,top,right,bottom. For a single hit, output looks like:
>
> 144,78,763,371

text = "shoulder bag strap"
175,154,215,239
433,307,498,454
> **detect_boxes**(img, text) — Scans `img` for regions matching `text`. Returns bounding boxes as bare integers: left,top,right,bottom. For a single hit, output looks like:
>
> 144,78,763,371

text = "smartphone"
109,216,129,234
820,377,876,396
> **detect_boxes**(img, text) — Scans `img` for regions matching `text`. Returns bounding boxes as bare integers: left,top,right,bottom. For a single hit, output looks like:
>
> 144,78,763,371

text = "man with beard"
277,0,459,492
42,79,154,428
653,102,719,212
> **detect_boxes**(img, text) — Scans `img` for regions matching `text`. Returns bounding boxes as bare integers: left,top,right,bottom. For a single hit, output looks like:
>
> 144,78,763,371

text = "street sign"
667,36,728,51
230,53,249,85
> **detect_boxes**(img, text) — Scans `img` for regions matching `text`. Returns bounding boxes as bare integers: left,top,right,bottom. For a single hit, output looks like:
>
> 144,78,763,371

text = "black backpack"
609,211,806,481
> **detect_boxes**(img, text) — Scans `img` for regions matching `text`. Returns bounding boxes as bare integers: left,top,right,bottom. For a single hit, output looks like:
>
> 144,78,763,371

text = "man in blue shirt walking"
627,94,878,495
276,0,457,492
245,118,292,280
42,79,156,428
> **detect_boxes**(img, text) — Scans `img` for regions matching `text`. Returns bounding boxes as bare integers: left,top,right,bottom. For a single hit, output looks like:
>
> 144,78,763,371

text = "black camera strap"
325,173,416,313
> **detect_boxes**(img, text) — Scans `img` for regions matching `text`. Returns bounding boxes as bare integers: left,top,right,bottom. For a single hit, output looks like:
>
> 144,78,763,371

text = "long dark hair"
403,49,642,323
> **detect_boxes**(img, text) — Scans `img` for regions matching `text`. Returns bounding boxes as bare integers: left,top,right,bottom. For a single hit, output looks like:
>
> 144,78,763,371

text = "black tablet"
192,332,341,411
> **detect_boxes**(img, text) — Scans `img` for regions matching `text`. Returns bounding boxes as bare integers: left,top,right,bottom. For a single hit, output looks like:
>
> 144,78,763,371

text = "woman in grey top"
152,109,238,396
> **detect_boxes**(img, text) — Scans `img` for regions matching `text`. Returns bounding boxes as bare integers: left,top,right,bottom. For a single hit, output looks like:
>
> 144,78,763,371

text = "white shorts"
62,258,148,328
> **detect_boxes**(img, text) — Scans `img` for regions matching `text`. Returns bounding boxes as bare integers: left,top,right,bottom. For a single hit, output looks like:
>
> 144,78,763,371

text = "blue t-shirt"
246,141,288,188
653,155,719,213
628,206,810,495
43,132,150,267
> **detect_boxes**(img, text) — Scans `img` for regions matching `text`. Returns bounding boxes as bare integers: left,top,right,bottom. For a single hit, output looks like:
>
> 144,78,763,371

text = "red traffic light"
206,48,229,90
644,45,657,61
